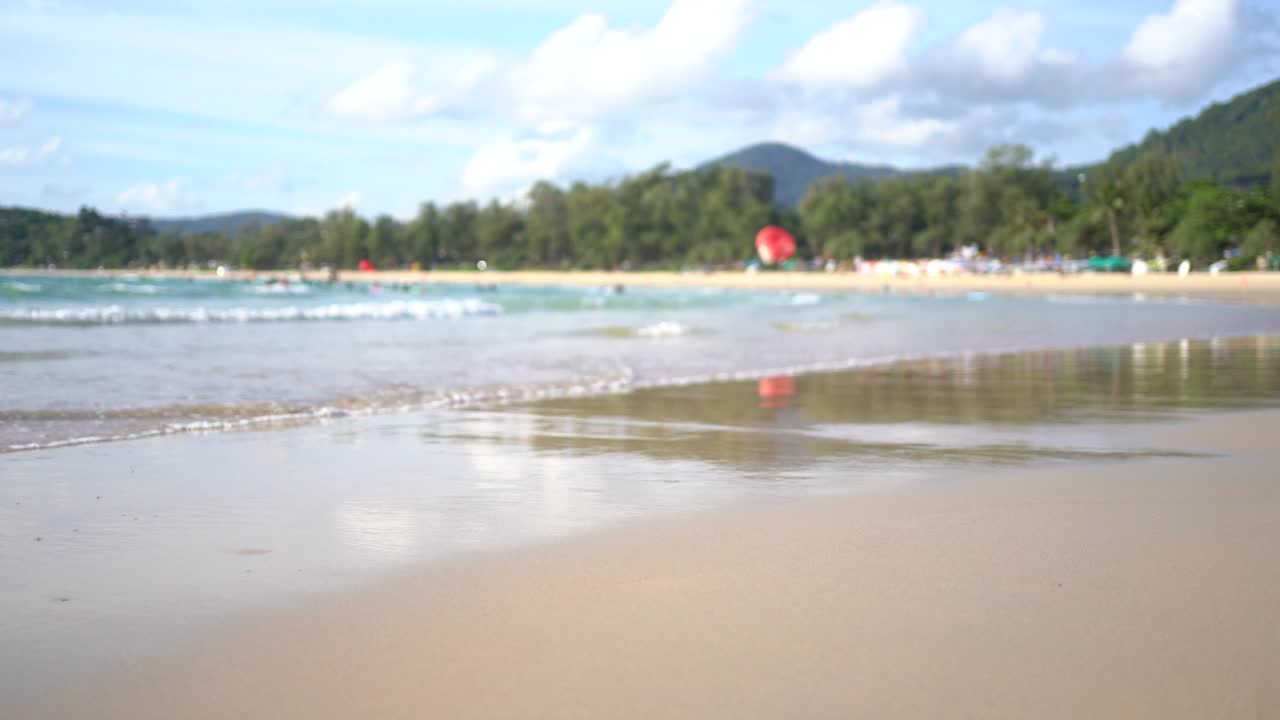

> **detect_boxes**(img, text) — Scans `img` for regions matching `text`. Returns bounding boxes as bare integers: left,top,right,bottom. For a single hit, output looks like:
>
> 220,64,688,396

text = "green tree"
407,203,441,267
1242,219,1278,264
473,200,523,267
1169,185,1239,264
367,215,400,269
523,182,570,266
1271,149,1280,207
437,201,477,263
1085,163,1128,257
1122,148,1183,254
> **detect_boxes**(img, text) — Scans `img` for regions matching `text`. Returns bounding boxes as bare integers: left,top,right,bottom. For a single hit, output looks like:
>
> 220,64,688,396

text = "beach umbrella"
357,259,376,272
755,226,797,266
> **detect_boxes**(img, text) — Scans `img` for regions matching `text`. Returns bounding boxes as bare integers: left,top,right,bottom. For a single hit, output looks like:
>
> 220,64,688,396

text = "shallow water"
4,274,1280,450
3,336,1280,708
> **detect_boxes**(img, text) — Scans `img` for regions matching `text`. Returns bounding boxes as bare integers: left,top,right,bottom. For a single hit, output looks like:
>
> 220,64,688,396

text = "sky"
1,0,1278,219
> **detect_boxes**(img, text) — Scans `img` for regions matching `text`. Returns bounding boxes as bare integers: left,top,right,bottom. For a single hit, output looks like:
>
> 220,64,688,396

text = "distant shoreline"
6,266,1280,304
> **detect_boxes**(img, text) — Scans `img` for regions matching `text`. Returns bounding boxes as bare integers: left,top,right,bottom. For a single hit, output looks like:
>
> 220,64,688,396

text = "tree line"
800,145,1280,267
2,144,1279,271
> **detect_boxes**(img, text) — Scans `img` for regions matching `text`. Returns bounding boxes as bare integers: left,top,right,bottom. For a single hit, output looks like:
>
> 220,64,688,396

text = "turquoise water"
3,273,1280,450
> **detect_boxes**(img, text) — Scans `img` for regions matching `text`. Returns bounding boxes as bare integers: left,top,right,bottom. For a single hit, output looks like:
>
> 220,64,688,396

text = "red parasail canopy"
357,259,376,272
755,226,796,265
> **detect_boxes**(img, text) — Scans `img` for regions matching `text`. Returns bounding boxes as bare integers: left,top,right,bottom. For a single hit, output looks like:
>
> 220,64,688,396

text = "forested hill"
705,143,904,207
713,79,1279,204
1098,78,1280,186
151,211,291,237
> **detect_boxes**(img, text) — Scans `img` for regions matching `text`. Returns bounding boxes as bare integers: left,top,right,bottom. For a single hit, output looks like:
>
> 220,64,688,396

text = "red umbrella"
357,259,376,272
755,226,796,265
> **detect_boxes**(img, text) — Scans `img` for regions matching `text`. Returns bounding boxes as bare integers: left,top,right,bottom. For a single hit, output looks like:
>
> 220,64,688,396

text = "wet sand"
22,409,1280,719
6,266,1280,304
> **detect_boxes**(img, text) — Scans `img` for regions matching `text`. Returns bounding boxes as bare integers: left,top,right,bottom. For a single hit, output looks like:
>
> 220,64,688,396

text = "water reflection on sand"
446,335,1280,473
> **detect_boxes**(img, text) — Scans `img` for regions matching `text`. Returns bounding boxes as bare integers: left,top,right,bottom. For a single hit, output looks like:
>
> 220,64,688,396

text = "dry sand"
25,410,1280,719
6,266,1280,304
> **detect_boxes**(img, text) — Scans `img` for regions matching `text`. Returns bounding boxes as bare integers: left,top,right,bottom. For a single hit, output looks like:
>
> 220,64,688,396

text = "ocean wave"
0,349,983,454
573,321,699,338
2,370,639,453
7,335,1266,454
97,282,163,294
774,319,840,332
0,299,504,324
0,349,79,363
3,281,42,293
3,406,354,453
790,292,821,306
245,283,313,295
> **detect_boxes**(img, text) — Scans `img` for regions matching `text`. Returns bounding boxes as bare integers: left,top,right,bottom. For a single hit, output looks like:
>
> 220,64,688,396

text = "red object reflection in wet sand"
757,376,795,409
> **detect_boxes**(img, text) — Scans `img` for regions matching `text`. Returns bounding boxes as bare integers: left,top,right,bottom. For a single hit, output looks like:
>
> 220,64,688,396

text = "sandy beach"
21,409,1280,719
6,266,1280,304
6,274,1280,718
8,5,1280,718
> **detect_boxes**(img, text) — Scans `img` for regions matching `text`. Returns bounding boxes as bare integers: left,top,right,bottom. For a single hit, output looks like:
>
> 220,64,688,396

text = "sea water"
4,274,1280,451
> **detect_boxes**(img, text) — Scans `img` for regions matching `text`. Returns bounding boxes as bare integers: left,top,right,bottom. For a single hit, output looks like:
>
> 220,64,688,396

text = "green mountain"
704,142,907,207
1102,77,1280,186
711,78,1280,206
150,211,291,237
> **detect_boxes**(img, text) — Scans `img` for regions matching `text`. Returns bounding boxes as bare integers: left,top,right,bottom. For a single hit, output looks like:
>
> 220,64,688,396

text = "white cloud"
1,5,478,132
511,0,753,121
773,1,923,90
765,94,959,157
462,123,603,199
758,0,1256,164
325,54,503,123
327,61,429,122
854,96,954,147
911,7,1087,108
326,0,754,126
0,98,33,126
115,178,195,214
951,9,1049,82
0,136,64,165
1120,0,1240,99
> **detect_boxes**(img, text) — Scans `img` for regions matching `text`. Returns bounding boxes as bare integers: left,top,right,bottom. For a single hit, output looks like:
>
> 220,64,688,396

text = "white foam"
4,406,353,453
636,321,690,337
247,283,313,295
0,299,504,324
777,319,840,332
790,292,821,306
98,282,162,294
3,281,42,293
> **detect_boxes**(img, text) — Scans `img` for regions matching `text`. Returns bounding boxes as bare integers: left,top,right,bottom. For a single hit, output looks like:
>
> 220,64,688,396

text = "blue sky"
1,0,1277,219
